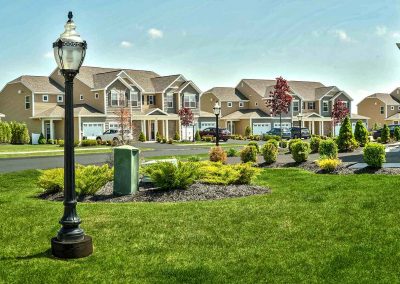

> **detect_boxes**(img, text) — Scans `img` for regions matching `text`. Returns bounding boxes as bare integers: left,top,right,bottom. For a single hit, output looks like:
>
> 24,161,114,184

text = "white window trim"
25,96,30,109
308,102,315,110
80,94,84,101
398,106,400,111
239,101,244,108
293,100,299,112
322,101,329,112
183,93,196,108
95,93,99,100
166,93,174,108
42,95,48,102
148,95,155,105
111,90,119,107
57,95,63,103
391,106,395,110
380,106,385,115
227,102,233,107
255,102,258,106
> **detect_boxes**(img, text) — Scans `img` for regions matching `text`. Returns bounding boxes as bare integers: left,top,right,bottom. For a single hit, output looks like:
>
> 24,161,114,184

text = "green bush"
232,163,261,185
310,136,321,153
47,139,54,145
57,139,64,147
354,120,369,146
267,139,279,148
316,158,341,173
38,164,113,195
187,155,201,162
247,141,260,153
209,146,227,163
291,141,310,163
198,162,260,185
395,126,400,141
168,138,173,144
336,116,358,152
240,146,258,163
279,140,288,148
203,135,213,142
81,139,97,147
142,161,198,190
245,126,252,137
263,134,281,141
227,148,238,157
138,131,146,142
9,122,30,144
38,133,46,145
363,143,386,168
162,138,167,143
318,139,338,158
174,131,180,141
261,142,278,165
0,121,11,143
195,130,201,141
380,124,390,144
156,132,162,143
288,138,301,153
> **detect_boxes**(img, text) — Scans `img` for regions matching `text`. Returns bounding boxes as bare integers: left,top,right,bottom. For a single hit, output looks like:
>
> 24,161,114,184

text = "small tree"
245,125,252,137
173,130,180,141
116,94,132,144
372,123,380,131
354,120,369,146
38,132,46,144
337,116,358,152
394,126,400,141
195,130,201,141
266,77,292,139
381,124,390,143
178,108,194,141
331,100,349,136
138,131,146,142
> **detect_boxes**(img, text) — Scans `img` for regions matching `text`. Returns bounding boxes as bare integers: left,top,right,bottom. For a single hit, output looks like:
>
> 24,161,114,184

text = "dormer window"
42,95,48,102
57,95,63,103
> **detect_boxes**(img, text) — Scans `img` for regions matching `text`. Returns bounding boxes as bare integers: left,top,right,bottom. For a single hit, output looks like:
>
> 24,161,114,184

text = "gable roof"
365,93,400,105
8,76,64,94
204,87,248,102
33,103,105,118
222,109,269,120
151,75,181,93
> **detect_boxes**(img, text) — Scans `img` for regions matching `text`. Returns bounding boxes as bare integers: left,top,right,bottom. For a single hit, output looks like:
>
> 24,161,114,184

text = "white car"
96,129,133,144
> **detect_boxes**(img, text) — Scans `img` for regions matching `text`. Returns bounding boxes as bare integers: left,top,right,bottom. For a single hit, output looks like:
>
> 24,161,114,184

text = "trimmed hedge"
318,139,338,159
0,121,11,143
363,143,386,168
240,146,258,163
9,121,30,144
261,142,278,165
291,141,310,163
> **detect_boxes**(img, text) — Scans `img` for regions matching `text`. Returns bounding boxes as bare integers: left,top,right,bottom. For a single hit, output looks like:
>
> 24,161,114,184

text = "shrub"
47,139,54,145
38,164,113,195
240,146,258,163
232,163,261,184
291,141,310,163
162,138,167,143
245,126,252,137
288,138,301,153
354,120,369,146
138,131,146,142
0,121,11,143
253,135,261,141
156,132,162,143
198,162,260,185
267,139,279,148
57,139,64,147
261,142,278,165
209,146,227,163
142,161,198,190
38,133,46,145
395,126,400,141
337,116,358,152
195,130,201,141
227,148,238,157
363,143,386,168
168,138,173,144
81,139,97,147
316,158,341,173
380,124,390,144
263,134,280,141
187,155,201,162
203,135,213,142
173,131,180,141
310,136,321,153
318,139,338,158
279,140,288,148
9,122,30,144
247,141,260,153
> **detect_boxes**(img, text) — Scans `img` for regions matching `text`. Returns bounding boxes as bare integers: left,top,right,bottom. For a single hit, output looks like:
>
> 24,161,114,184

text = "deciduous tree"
178,107,194,141
331,100,349,136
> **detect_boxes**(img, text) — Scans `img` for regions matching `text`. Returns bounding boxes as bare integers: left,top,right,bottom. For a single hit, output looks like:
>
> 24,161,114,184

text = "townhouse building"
0,66,205,141
201,79,368,136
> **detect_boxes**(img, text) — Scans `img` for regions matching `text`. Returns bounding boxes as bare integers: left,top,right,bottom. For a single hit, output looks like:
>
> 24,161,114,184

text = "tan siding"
358,98,386,128
236,119,250,136
200,93,217,113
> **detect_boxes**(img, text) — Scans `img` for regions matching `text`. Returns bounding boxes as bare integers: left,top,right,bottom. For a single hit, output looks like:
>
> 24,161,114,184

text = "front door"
45,123,51,140
150,121,155,140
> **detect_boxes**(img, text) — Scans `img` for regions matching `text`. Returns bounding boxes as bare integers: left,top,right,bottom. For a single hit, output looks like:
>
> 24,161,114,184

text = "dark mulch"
38,182,270,203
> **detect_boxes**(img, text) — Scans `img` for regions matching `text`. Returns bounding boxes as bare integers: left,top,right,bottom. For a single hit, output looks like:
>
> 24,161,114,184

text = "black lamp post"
51,12,92,259
213,101,221,146
297,113,303,140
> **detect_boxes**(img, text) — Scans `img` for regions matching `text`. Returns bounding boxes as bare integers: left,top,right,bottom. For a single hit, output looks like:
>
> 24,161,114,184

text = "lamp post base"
51,235,93,259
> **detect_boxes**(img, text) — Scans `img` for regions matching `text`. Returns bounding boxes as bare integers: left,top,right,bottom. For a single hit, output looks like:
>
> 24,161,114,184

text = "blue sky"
1,0,400,105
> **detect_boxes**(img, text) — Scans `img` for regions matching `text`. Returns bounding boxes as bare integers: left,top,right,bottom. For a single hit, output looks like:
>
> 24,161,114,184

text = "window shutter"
147,95,150,104
153,96,156,105
108,91,111,106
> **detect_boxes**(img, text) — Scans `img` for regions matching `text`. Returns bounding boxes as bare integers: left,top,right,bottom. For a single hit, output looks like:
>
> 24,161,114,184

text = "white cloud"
148,28,163,39
391,31,400,39
333,29,353,42
43,51,53,59
120,41,133,48
375,25,387,36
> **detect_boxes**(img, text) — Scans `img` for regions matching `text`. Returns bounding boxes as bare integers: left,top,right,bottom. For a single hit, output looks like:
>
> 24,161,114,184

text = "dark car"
199,127,231,142
290,127,311,139
372,124,399,139
266,128,291,139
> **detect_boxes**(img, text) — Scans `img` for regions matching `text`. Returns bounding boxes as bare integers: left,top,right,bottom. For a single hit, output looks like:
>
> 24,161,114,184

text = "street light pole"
213,102,221,146
51,12,92,259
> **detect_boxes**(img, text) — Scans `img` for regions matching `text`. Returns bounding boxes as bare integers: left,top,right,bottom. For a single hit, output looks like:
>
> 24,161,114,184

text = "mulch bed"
38,182,270,203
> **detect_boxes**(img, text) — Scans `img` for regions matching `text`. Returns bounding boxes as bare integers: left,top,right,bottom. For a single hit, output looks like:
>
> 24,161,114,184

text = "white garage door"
200,122,216,130
252,123,271,135
274,122,291,129
83,123,104,139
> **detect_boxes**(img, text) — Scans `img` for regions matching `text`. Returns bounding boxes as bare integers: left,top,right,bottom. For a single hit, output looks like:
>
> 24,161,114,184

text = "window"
131,91,139,107
25,96,30,109
302,102,305,109
166,93,173,108
308,102,315,110
111,90,119,106
42,95,48,102
322,101,329,112
239,101,244,108
380,106,384,114
80,94,84,101
95,93,99,99
227,102,233,107
255,102,258,106
293,100,299,112
57,95,63,103
398,106,400,111
391,106,395,110
183,94,196,108
147,95,155,105
342,101,348,109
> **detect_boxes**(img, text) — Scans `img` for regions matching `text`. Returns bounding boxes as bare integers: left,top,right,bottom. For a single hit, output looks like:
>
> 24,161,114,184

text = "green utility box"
113,145,140,195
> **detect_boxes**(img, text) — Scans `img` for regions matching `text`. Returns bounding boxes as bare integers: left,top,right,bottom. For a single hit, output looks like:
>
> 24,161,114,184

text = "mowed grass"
1,169,400,283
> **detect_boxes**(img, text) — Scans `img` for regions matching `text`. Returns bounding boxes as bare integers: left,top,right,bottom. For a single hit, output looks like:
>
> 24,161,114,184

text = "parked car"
96,129,133,144
372,124,399,139
290,127,311,139
266,128,291,139
199,127,231,142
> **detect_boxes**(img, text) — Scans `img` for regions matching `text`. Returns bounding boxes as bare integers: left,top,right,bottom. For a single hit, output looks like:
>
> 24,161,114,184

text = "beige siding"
358,98,386,128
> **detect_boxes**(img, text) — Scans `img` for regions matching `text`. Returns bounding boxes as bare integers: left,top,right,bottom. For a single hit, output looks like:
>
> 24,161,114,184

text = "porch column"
155,119,158,137
165,120,169,139
312,120,315,134
50,119,55,140
41,119,45,136
142,120,147,139
321,121,324,136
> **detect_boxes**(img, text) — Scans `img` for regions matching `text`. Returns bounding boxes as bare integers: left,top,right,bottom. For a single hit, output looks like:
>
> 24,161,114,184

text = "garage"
82,123,104,139
252,122,271,135
200,122,216,130
273,122,291,129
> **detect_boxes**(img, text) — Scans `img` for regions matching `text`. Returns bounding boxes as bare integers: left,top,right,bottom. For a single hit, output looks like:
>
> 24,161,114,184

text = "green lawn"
1,169,400,282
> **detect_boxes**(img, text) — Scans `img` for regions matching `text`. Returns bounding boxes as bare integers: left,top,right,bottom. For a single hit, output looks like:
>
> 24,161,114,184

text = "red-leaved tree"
266,77,293,139
178,107,194,141
331,99,349,136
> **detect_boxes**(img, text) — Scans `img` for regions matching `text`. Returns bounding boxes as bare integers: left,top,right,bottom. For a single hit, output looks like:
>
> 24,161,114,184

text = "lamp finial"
68,11,73,22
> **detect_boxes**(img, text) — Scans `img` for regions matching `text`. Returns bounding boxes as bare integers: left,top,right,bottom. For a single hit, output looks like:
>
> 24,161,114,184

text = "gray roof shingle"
204,87,248,102
366,93,400,105
9,76,64,94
